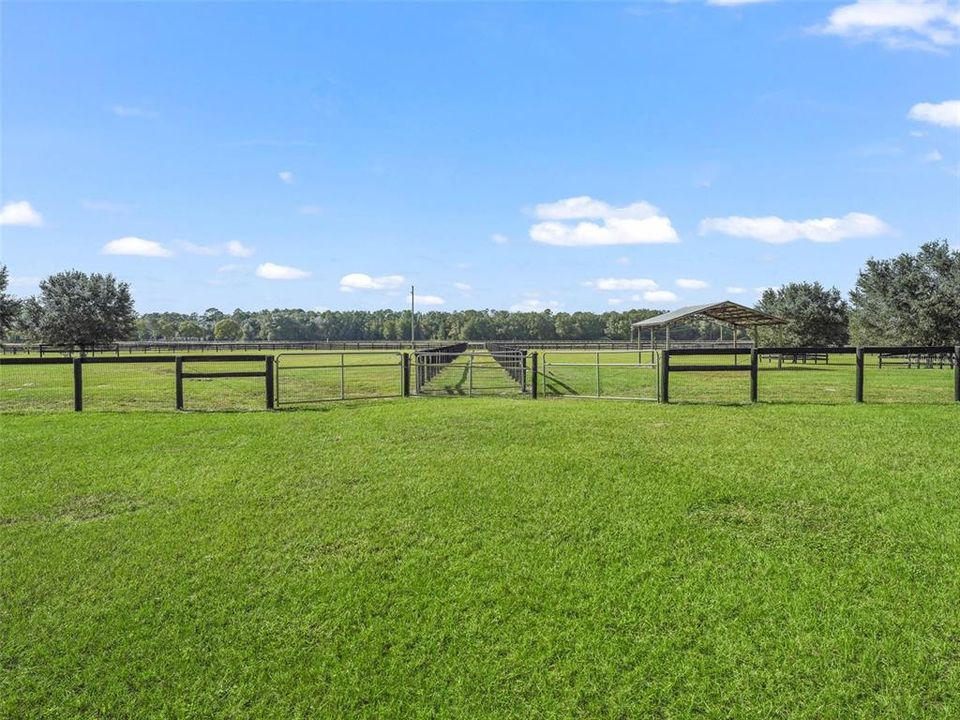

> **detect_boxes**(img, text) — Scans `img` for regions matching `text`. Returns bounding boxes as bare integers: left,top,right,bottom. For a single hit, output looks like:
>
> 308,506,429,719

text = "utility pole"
410,285,415,350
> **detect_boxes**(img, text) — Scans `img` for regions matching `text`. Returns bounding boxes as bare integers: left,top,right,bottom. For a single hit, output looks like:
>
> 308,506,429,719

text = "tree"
0,265,21,338
850,240,960,345
177,320,204,339
214,318,243,340
757,282,849,346
26,270,136,347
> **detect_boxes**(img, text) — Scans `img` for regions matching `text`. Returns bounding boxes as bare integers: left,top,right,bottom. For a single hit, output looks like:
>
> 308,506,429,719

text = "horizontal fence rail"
1,345,956,411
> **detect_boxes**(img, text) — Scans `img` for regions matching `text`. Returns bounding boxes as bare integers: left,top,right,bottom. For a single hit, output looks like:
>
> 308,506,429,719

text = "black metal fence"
2,345,957,411
661,346,960,404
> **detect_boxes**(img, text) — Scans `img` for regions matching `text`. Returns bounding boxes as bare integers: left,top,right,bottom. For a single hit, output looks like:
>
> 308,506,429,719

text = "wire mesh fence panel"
0,361,73,412
862,350,956,404
83,360,176,411
541,351,658,400
276,353,403,404
417,351,524,396
667,351,751,404
181,358,268,411
756,350,858,404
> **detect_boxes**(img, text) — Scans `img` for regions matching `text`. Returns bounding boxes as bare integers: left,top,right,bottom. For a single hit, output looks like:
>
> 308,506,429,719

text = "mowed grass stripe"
2,401,959,718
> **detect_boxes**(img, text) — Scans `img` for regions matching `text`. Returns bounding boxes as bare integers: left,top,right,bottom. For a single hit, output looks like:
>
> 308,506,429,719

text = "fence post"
660,350,670,403
531,352,538,399
750,349,758,403
402,353,411,397
855,347,864,403
521,350,528,393
955,345,959,402
73,358,83,412
265,356,275,410
175,357,184,410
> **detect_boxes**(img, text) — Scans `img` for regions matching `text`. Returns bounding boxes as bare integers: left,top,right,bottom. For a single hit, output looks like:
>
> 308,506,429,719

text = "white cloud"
102,236,172,257
726,286,747,294
339,273,405,291
227,240,254,257
112,105,156,118
924,149,944,162
256,262,311,280
417,294,446,306
586,277,659,291
491,232,509,244
278,170,295,184
454,282,472,291
529,195,679,247
177,240,254,257
0,200,44,227
644,290,678,303
178,240,219,256
699,212,890,244
676,278,710,289
509,298,563,312
909,100,960,127
818,1,960,51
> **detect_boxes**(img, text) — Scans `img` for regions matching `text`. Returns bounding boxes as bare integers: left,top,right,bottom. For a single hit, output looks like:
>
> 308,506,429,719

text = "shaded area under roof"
631,301,786,328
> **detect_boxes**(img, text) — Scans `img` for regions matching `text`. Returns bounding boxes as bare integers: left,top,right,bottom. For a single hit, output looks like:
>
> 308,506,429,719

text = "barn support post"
660,350,670,403
750,349,758,403
530,352,539,399
665,324,671,350
265,356,275,410
732,324,738,366
72,358,83,412
175,357,184,410
855,347,865,403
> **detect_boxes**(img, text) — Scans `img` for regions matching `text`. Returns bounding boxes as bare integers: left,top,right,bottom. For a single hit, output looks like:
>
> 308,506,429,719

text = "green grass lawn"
2,400,959,718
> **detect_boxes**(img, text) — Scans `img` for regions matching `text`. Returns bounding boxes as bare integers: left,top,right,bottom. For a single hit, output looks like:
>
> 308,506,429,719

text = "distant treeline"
130,308,732,343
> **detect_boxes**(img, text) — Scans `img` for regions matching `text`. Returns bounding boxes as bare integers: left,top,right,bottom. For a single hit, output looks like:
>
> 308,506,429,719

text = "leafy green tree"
0,265,21,338
25,270,135,347
757,282,850,346
177,320,204,339
213,318,243,340
850,240,960,345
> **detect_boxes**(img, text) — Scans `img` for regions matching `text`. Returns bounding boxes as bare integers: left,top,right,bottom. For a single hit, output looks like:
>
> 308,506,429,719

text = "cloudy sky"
2,0,958,313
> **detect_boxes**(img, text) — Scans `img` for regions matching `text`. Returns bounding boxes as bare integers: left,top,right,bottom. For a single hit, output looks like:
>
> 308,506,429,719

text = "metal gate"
539,350,659,401
275,352,405,405
415,348,528,396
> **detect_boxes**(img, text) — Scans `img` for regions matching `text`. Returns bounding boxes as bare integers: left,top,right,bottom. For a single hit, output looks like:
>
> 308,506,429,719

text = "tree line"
1,240,957,347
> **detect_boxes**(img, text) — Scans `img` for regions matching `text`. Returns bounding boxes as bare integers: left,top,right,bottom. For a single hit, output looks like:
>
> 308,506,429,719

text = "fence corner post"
73,358,83,412
855,347,864,403
954,345,959,402
750,348,758,403
265,355,275,410
402,352,411,397
175,357,184,410
531,352,538,399
660,350,670,403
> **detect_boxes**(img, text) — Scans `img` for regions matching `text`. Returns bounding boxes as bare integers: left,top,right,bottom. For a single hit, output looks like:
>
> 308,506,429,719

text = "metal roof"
631,301,786,328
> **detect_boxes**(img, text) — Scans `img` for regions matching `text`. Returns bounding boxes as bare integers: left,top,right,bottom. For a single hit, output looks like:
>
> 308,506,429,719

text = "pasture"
2,399,959,718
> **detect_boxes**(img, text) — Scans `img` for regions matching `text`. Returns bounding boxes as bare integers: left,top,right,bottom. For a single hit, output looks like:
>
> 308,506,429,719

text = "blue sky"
2,0,958,314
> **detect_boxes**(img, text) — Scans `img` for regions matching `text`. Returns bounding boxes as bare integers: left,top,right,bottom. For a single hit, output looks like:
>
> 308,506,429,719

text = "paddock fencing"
415,346,528,397
539,350,659,401
1,345,957,411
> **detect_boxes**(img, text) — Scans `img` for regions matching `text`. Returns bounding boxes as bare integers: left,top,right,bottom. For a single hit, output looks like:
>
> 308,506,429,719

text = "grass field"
2,400,959,718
